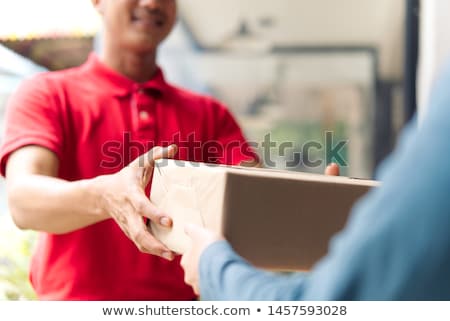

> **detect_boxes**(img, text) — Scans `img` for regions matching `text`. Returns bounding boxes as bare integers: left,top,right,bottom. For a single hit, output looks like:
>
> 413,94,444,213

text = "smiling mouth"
132,10,167,29
132,17,165,28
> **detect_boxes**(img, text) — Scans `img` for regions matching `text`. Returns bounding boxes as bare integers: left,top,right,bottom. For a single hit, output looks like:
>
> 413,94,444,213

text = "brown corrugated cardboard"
150,159,379,271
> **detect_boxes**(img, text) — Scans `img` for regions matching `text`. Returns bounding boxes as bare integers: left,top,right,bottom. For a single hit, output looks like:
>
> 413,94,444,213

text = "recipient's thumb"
325,163,340,176
184,223,205,240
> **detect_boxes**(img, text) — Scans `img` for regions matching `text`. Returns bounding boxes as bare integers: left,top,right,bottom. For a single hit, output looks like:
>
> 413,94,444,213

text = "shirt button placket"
134,86,156,141
139,110,150,121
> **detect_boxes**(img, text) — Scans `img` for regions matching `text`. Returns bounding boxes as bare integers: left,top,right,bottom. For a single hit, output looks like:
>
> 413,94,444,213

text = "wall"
180,0,405,80
418,0,450,119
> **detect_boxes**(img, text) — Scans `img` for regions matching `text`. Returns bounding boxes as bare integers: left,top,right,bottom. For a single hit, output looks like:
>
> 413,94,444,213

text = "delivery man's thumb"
129,144,178,169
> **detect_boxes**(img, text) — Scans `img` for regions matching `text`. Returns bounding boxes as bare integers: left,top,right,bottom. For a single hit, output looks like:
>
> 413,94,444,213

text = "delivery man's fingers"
130,217,175,260
129,144,178,169
112,206,174,260
133,193,173,228
127,144,178,186
325,163,340,176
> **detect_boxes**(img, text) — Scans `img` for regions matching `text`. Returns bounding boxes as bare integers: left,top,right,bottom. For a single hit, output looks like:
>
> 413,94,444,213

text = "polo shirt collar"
83,53,168,97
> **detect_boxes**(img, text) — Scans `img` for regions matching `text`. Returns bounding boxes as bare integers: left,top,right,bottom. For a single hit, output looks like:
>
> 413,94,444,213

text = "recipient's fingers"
184,223,206,240
180,249,200,295
185,224,222,247
325,163,340,176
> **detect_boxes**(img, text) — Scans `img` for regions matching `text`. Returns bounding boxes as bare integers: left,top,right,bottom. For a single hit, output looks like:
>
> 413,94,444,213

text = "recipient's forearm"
7,175,109,234
200,241,307,300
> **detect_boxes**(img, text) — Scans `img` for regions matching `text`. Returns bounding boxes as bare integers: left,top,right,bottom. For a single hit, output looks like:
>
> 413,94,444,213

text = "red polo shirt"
0,53,257,300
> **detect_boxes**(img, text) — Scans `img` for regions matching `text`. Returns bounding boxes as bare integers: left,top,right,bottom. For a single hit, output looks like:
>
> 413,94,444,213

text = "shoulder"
7,66,88,117
15,65,84,96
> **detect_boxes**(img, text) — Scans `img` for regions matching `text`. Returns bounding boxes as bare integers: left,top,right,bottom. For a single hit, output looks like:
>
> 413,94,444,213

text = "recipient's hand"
180,163,340,293
96,145,178,260
181,224,223,295
325,163,340,176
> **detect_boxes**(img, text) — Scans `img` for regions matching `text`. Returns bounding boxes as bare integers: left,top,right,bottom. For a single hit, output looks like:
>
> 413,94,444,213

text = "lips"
131,9,167,29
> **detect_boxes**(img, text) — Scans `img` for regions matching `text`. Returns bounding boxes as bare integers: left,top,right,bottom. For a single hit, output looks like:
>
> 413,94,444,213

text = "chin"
131,43,159,54
126,35,162,53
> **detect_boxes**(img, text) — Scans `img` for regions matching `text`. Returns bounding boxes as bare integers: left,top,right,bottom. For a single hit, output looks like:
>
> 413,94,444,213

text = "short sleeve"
209,101,259,166
0,75,64,176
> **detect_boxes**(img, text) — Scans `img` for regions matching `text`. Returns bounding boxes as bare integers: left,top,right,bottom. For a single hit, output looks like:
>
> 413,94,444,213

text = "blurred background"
0,0,440,299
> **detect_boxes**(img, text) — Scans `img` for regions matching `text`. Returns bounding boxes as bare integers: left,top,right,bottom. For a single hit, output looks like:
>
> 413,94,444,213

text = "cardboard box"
150,159,378,271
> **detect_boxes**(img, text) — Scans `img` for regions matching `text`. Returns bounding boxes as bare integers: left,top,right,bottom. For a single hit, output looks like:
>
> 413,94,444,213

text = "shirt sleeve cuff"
0,135,63,177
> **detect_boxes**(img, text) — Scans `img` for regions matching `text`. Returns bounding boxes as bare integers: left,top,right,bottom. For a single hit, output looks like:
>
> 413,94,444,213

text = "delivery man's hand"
181,224,223,295
97,145,178,261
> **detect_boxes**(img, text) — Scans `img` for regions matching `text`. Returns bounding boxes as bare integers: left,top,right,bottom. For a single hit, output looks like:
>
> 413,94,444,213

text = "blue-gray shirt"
199,63,450,301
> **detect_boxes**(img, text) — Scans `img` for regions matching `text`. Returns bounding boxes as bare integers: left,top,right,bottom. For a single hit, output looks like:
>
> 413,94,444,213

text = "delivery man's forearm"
5,146,109,234
7,174,109,234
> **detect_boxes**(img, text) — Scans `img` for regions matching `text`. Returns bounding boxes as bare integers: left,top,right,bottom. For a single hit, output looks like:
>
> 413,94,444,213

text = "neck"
101,39,158,83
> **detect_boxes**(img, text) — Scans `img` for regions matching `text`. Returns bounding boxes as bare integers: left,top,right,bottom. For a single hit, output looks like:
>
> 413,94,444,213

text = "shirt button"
139,110,150,121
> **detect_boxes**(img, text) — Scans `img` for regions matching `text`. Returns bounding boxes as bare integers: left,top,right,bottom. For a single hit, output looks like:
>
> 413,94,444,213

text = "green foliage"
0,215,37,300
